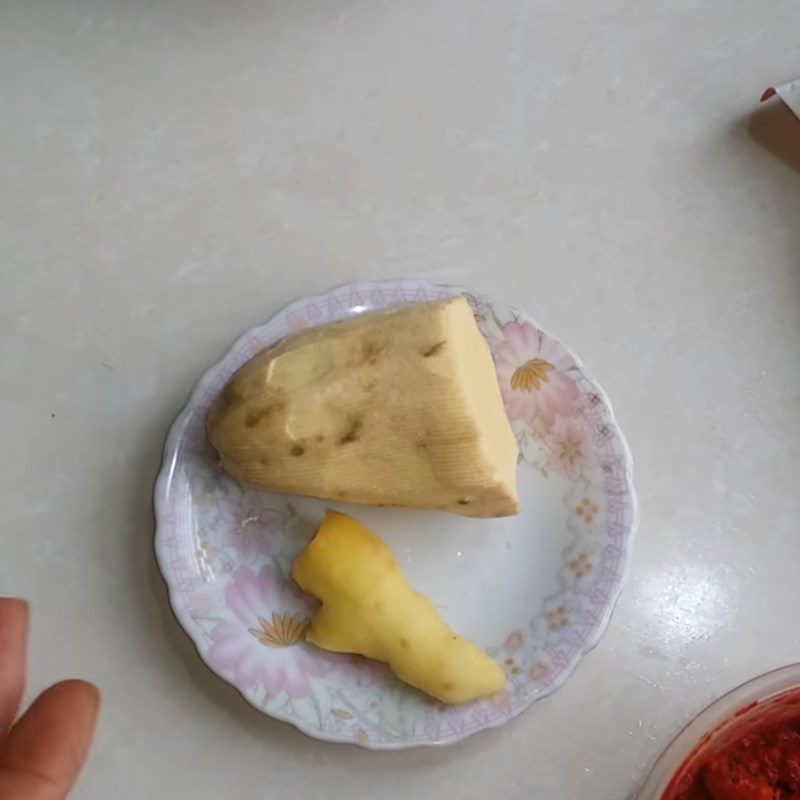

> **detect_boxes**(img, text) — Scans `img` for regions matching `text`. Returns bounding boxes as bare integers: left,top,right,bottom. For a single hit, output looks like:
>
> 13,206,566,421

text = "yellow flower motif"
195,539,219,567
575,497,599,523
510,359,555,392
569,553,593,579
249,612,310,648
501,656,522,676
561,440,583,464
192,489,218,512
546,605,568,632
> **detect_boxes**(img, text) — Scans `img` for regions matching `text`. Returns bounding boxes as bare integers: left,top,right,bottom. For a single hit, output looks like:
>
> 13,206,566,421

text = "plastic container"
637,663,800,799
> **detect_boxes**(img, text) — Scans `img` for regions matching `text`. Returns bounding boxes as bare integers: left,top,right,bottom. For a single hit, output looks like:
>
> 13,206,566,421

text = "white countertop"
2,2,799,797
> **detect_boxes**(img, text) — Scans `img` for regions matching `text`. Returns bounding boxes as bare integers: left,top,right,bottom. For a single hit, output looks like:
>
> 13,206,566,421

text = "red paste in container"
663,692,800,800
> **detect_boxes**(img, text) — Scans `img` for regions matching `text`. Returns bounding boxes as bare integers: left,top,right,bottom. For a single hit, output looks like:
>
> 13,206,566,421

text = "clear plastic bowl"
637,663,800,799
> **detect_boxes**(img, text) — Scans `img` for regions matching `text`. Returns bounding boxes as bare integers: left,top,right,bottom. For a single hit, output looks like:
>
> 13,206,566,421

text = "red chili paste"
664,718,800,799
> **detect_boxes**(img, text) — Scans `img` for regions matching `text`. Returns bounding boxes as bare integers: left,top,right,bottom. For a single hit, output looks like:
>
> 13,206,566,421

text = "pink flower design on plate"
219,491,286,564
492,321,578,425
545,418,590,480
207,564,329,698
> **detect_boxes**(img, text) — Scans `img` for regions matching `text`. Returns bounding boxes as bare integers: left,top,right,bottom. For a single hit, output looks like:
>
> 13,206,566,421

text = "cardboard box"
751,78,800,175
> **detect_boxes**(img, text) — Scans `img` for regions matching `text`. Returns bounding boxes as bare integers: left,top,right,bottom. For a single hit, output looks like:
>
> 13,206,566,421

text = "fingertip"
0,678,101,796
54,679,100,697
49,680,102,712
0,598,29,622
0,599,28,733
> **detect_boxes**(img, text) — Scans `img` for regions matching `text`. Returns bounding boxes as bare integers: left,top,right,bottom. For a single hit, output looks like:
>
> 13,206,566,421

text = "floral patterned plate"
154,279,636,749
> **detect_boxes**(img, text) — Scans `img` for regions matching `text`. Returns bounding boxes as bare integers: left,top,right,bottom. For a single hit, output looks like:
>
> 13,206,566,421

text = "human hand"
0,598,100,799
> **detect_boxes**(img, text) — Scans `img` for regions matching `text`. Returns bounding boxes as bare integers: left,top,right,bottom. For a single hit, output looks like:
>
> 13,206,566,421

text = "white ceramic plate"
154,279,636,749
